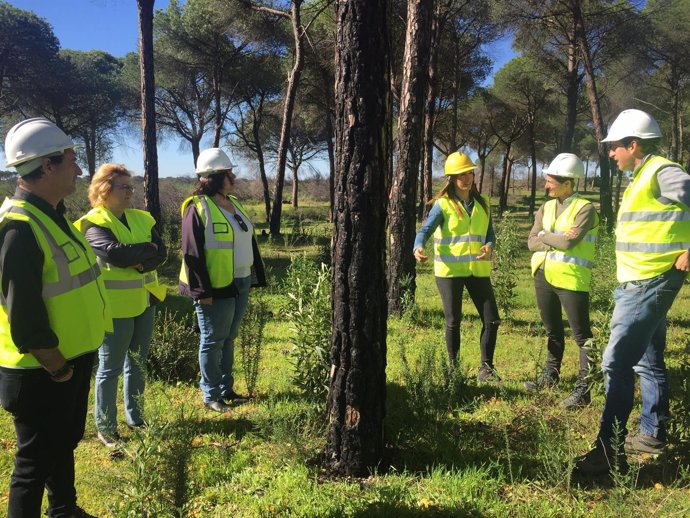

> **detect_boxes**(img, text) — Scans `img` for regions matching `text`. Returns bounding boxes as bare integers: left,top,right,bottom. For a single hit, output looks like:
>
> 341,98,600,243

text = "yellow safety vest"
616,155,690,282
433,195,492,278
531,196,598,292
0,198,111,368
179,195,252,289
75,207,166,318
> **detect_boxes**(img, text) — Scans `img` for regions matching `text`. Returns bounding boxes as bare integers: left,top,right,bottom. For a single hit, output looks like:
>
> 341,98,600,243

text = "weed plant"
285,257,331,404
493,212,522,319
147,309,199,383
238,290,269,397
109,390,197,518
398,344,468,425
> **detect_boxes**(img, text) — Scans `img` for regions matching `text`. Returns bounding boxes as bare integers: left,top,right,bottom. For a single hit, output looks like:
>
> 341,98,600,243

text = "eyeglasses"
233,213,248,232
112,184,135,193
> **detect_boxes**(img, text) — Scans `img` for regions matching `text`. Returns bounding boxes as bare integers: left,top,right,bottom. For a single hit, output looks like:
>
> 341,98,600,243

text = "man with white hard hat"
575,109,690,475
0,118,109,517
527,153,599,410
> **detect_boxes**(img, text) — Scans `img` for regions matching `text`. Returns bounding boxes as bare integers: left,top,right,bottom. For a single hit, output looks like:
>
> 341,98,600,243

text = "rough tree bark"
419,0,445,221
573,0,612,225
269,0,304,235
326,0,390,477
387,0,433,316
137,0,161,229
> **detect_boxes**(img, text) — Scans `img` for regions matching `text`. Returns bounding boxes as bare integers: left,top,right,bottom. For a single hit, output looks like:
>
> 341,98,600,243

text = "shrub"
238,290,269,397
147,310,199,383
285,258,331,404
492,212,522,319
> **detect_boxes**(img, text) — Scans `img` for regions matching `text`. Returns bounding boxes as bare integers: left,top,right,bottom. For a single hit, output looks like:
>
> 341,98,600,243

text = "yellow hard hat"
444,151,476,176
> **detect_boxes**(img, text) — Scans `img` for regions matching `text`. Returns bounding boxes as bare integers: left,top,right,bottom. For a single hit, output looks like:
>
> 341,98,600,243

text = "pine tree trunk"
387,0,433,316
573,2,612,226
269,0,304,236
418,0,443,222
326,0,390,477
137,0,161,230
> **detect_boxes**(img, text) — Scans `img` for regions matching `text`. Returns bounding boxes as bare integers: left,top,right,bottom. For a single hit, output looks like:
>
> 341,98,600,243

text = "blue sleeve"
485,215,496,247
413,202,444,251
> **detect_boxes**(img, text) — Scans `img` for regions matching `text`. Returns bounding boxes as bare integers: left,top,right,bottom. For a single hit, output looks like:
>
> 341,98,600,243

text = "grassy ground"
2,191,690,517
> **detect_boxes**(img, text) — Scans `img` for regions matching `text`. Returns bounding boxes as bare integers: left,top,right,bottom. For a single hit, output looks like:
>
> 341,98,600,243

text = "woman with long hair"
179,148,266,413
413,151,501,382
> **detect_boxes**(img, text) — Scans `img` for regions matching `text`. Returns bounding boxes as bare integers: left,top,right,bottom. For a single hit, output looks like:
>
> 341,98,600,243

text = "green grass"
2,190,690,517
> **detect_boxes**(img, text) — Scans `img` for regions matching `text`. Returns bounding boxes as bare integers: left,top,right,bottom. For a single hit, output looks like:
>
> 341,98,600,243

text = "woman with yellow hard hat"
413,151,501,382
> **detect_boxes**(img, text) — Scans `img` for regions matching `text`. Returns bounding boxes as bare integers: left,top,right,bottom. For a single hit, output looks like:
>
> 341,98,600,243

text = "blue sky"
5,1,515,177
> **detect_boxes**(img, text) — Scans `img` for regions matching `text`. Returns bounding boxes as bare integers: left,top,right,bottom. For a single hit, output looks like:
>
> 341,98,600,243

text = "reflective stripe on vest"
179,195,252,289
615,155,690,282
433,195,492,278
75,207,163,318
530,195,598,292
4,206,101,298
0,199,110,368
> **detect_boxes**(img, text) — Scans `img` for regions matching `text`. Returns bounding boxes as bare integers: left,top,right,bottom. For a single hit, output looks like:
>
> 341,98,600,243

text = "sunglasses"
233,213,248,232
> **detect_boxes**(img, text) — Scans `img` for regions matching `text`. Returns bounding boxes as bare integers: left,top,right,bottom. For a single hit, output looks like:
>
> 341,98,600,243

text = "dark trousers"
0,352,95,518
435,276,500,367
534,269,592,377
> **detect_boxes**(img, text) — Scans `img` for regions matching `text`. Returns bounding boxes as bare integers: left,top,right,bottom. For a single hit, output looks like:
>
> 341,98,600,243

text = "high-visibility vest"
531,196,598,292
0,198,111,368
179,195,252,289
433,195,492,278
616,155,690,282
75,207,166,318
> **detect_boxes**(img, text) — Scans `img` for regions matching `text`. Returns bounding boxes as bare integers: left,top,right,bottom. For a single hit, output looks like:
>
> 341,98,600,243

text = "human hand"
413,247,428,263
197,297,213,305
564,227,579,239
674,251,690,271
477,244,492,260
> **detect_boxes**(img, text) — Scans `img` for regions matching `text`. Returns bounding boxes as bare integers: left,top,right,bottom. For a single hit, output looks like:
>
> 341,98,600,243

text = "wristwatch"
49,363,73,382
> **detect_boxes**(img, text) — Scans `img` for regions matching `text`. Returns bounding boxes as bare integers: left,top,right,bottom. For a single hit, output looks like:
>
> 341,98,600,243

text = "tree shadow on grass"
350,502,484,517
187,415,256,442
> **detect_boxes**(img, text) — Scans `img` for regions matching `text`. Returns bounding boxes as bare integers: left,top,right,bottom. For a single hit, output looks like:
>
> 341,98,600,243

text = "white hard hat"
545,153,585,179
5,118,76,176
601,109,662,142
195,148,236,177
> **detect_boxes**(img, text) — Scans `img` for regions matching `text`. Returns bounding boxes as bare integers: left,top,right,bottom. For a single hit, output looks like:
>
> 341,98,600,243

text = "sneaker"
477,364,502,383
70,507,98,518
524,369,559,392
97,431,122,449
223,390,250,405
204,400,232,413
574,439,629,476
560,380,591,410
625,432,665,455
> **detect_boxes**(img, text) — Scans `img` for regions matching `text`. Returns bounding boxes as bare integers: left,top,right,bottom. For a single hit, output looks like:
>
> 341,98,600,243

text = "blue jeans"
95,306,155,435
598,267,685,444
195,276,251,403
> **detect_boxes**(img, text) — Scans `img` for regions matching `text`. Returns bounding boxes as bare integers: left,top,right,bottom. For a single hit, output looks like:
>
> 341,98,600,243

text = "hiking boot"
560,379,591,410
223,390,250,406
625,432,665,455
477,364,502,383
524,369,559,392
574,439,629,476
205,400,233,413
70,506,98,518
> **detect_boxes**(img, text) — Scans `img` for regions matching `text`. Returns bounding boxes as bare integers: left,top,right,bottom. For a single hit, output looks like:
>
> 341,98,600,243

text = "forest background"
2,0,690,516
